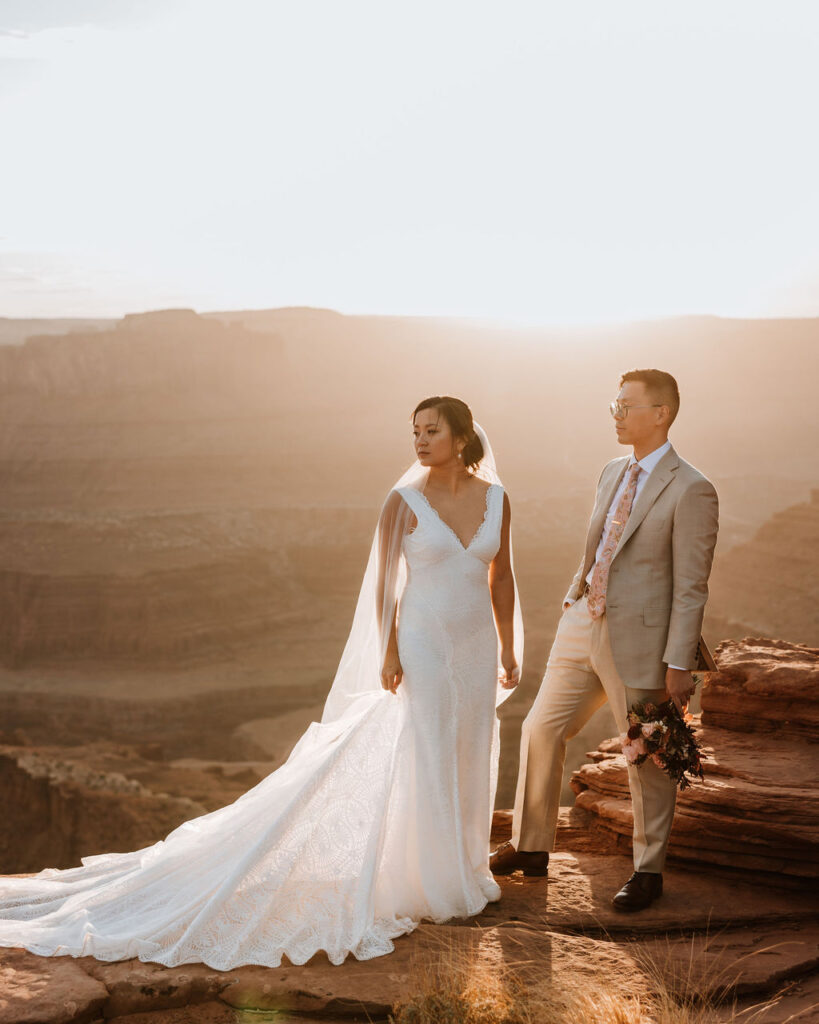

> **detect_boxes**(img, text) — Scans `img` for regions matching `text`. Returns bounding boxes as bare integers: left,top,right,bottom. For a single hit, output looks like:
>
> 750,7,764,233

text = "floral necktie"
587,461,643,619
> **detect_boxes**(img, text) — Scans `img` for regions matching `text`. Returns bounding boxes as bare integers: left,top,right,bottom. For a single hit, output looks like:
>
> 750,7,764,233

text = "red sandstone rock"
0,947,107,1024
491,805,623,854
570,723,819,879
3,854,818,1023
634,922,819,1000
702,637,819,740
564,638,819,882
79,959,226,1018
476,854,819,935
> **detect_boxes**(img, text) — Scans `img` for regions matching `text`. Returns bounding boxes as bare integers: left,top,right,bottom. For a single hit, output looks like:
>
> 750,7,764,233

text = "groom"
492,368,719,910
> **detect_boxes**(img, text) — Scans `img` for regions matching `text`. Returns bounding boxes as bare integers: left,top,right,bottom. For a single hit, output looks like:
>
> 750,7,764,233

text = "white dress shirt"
569,440,686,671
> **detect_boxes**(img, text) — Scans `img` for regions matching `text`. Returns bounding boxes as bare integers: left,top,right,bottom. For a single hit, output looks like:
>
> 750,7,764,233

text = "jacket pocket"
643,605,671,627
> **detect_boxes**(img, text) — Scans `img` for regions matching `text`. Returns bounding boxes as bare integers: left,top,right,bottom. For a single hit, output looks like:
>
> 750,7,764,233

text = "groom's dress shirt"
570,440,685,671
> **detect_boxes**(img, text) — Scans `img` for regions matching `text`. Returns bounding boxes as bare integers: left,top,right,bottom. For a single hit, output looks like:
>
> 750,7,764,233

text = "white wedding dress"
0,472,519,970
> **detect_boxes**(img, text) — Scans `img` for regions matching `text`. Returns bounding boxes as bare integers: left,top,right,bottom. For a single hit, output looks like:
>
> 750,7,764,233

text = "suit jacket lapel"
584,458,629,573
613,445,679,559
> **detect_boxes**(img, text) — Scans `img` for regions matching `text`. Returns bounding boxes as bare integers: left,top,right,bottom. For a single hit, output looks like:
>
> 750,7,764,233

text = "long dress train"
0,482,511,970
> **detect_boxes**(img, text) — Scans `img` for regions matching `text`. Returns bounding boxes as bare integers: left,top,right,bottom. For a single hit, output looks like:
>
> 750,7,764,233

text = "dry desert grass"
389,929,815,1024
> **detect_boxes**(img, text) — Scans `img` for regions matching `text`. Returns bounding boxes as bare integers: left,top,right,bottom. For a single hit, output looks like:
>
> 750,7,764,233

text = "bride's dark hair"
412,396,485,472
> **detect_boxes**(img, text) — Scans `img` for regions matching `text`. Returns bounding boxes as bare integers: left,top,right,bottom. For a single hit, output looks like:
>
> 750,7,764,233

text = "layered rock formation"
0,746,205,875
569,638,819,881
0,726,331,875
0,309,284,403
701,636,819,739
0,682,326,756
1,307,815,674
0,506,375,668
0,554,296,667
0,694,326,873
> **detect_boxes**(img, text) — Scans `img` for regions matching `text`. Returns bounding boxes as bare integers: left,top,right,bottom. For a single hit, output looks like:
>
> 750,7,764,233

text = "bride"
0,395,523,970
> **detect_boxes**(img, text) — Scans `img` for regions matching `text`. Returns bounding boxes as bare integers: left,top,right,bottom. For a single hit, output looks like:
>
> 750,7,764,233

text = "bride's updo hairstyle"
412,396,485,472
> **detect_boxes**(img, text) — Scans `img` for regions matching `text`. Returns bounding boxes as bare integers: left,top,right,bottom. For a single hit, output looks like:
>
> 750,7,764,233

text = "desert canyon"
0,309,817,1023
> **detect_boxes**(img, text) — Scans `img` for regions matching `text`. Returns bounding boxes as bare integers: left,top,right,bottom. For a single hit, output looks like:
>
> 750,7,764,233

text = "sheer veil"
321,422,524,724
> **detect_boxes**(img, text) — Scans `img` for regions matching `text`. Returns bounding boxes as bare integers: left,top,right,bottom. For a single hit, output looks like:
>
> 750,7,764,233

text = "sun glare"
0,1,817,321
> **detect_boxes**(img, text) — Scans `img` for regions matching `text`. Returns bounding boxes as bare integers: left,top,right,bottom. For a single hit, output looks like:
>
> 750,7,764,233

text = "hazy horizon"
3,306,819,334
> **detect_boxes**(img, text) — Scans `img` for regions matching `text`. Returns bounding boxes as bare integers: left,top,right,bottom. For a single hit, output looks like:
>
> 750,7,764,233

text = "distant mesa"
0,316,114,346
117,309,203,330
205,305,344,319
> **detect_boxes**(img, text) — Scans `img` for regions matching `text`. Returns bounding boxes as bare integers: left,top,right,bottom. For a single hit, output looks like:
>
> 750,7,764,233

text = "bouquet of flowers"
620,699,705,791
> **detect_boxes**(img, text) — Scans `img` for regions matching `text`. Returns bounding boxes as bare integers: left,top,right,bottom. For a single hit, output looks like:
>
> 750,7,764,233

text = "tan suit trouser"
511,595,678,873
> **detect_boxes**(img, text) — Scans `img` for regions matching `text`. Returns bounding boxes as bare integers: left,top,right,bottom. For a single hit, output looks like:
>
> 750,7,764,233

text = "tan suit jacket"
564,444,719,690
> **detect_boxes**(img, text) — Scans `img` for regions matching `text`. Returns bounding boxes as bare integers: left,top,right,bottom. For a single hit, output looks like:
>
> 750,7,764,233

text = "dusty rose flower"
652,753,664,767
623,743,641,764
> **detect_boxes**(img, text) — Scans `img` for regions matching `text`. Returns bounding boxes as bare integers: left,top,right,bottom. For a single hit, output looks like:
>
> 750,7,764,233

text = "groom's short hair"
620,369,680,426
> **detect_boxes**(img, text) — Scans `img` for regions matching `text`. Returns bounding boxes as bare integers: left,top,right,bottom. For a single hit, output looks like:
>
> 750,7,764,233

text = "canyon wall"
708,491,819,647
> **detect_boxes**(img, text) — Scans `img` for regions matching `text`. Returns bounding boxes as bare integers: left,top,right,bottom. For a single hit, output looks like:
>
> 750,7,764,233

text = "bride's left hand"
499,651,520,689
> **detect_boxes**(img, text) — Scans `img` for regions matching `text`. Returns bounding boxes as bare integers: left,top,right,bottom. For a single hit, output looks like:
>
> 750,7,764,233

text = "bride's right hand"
381,648,403,694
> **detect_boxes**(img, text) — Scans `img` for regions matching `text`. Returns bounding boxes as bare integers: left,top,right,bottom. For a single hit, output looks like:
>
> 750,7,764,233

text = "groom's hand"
665,666,695,713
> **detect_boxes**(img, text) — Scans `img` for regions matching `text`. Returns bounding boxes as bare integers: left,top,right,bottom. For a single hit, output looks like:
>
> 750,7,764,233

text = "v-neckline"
418,483,494,551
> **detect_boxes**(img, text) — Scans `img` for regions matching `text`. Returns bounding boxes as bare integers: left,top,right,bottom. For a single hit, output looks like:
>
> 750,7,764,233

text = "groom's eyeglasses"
609,400,664,420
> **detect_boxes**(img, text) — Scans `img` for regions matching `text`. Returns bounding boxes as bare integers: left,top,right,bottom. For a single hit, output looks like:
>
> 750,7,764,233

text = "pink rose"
624,737,647,763
623,743,641,764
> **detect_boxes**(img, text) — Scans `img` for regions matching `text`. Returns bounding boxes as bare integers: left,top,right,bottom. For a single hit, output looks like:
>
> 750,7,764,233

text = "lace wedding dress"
0,466,521,970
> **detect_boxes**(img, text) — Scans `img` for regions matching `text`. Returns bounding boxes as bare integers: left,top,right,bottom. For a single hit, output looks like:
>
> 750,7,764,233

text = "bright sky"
1,0,818,323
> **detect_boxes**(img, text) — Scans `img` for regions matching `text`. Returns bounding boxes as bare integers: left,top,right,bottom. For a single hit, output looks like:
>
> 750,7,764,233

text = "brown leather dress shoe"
611,871,663,912
489,841,549,877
